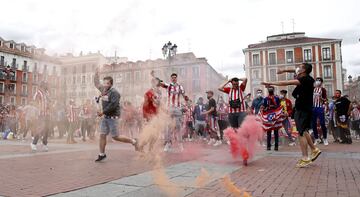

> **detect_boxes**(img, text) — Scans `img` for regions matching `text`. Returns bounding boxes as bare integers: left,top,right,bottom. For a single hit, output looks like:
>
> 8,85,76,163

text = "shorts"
228,112,247,128
100,118,119,137
294,110,312,136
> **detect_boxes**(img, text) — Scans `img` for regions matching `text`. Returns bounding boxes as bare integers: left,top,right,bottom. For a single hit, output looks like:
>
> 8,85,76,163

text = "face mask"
295,67,300,75
315,81,321,87
279,95,284,99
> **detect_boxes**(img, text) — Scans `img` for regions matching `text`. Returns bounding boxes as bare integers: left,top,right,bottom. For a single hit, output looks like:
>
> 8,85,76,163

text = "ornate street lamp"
162,41,177,60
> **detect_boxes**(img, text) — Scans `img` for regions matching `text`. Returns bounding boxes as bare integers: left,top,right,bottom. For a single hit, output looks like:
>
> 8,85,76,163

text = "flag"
259,106,285,131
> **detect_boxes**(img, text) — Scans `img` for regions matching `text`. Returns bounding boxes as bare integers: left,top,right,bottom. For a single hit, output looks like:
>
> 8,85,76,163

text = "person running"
160,73,188,152
218,77,248,165
312,77,328,145
279,90,296,146
261,63,321,168
94,68,140,162
31,81,51,152
334,90,352,144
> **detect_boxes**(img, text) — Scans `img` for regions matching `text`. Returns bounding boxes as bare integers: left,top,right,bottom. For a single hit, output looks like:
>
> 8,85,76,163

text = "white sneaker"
213,140,222,147
30,143,37,151
314,139,321,145
226,140,230,145
289,142,296,146
164,142,171,152
43,145,49,152
207,138,215,145
323,139,329,146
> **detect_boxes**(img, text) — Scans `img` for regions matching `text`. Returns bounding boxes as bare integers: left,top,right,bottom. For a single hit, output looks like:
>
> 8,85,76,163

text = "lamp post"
162,41,177,73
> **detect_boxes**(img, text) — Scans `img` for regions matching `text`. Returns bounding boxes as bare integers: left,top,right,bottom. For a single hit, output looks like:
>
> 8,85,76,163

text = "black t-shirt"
207,98,217,116
335,97,350,117
292,75,314,112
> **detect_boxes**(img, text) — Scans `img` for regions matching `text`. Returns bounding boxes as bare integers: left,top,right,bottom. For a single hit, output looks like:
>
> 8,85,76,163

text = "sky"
0,0,359,78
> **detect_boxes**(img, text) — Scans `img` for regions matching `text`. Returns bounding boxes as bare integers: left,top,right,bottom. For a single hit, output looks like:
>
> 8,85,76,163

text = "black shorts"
294,110,312,136
228,112,247,129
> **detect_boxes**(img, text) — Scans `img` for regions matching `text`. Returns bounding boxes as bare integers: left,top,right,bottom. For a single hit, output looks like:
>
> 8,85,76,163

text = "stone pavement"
0,139,359,197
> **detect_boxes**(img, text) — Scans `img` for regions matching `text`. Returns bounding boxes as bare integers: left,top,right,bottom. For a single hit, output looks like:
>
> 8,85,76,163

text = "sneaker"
288,142,296,146
207,138,215,145
95,154,107,162
313,139,321,145
274,147,279,151
164,142,171,152
323,139,329,146
30,143,37,151
213,140,222,147
43,145,49,152
310,148,322,162
267,147,271,151
296,158,312,168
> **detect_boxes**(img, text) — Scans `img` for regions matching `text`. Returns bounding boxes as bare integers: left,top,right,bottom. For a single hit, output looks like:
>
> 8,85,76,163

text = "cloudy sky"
0,0,359,78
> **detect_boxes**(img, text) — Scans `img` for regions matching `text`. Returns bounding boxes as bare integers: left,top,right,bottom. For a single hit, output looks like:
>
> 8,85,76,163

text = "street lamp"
162,41,177,60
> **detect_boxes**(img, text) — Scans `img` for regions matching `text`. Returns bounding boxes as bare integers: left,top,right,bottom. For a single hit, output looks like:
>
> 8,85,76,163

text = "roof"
246,37,341,50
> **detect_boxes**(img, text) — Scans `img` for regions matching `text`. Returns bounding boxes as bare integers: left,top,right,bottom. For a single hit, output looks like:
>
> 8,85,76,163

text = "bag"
229,88,242,108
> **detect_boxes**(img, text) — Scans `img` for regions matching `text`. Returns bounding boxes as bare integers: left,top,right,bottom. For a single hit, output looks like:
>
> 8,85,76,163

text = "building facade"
243,32,343,98
101,52,226,106
58,53,107,105
0,36,61,106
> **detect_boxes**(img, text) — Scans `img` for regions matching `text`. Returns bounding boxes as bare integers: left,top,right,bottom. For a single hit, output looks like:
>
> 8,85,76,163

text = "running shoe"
30,143,37,151
95,154,107,162
296,158,312,168
310,148,322,162
164,142,171,152
323,139,329,146
213,140,222,147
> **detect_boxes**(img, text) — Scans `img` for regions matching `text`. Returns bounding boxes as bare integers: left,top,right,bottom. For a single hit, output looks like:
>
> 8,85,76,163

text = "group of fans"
0,63,359,167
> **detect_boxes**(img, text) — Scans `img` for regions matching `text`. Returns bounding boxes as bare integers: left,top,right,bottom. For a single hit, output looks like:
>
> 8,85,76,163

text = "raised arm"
261,79,300,87
94,68,104,92
277,68,296,74
218,80,230,92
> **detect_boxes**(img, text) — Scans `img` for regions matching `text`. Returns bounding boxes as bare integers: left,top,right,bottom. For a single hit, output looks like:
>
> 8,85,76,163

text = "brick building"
0,36,61,106
101,52,226,106
243,32,344,98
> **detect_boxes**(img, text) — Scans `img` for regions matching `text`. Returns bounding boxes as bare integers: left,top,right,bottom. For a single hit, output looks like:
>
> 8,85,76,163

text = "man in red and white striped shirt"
160,73,188,152
67,99,78,144
31,81,51,152
312,77,328,145
218,77,248,128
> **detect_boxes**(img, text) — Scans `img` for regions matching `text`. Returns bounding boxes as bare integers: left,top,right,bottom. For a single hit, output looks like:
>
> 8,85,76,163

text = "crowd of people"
0,63,359,167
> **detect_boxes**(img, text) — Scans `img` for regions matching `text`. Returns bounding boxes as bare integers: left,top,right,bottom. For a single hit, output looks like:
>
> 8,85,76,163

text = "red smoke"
224,115,263,162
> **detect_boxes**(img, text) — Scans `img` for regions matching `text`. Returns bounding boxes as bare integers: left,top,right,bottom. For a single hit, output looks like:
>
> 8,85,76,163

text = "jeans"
267,130,279,149
100,118,119,137
194,120,207,137
312,107,328,139
282,118,294,141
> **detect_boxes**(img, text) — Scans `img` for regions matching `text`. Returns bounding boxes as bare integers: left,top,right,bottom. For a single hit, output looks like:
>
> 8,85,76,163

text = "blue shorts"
100,118,119,137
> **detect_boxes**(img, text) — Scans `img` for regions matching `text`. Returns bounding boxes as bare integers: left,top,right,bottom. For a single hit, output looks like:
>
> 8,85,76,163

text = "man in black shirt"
202,90,222,146
334,90,352,144
261,63,321,168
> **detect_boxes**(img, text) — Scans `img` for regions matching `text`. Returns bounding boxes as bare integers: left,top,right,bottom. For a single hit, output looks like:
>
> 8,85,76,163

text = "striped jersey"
222,84,246,113
68,104,77,122
217,104,228,120
313,87,327,108
184,105,194,122
162,83,185,108
33,89,50,117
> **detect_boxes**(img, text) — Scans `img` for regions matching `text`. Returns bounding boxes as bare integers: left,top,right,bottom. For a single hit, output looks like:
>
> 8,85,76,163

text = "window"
52,66,57,75
304,49,312,62
0,83,4,93
33,74,38,83
324,65,332,78
62,67,67,75
252,54,260,66
73,66,76,74
192,79,201,91
22,72,28,82
324,84,333,98
286,51,294,63
0,56,4,66
192,66,200,77
322,47,331,60
126,72,131,81
33,63,38,72
82,76,86,84
23,61,28,70
22,85,27,95
269,52,276,65
21,98,27,105
12,58,16,68
43,65,48,74
252,69,261,79
10,97,15,105
82,65,86,73
73,76,76,84
269,69,277,81
135,71,141,81
8,83,16,94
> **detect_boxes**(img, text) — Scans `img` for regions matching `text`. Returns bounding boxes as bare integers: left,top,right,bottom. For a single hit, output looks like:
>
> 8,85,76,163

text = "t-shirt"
222,83,246,113
335,97,350,118
292,75,314,112
207,98,217,116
